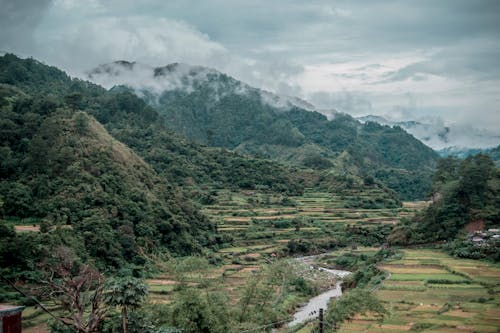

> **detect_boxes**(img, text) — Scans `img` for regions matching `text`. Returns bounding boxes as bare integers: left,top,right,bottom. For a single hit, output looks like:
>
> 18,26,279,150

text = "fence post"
319,308,324,333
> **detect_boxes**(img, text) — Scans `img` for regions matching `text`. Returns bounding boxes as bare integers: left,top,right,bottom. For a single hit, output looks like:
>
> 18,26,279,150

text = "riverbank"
288,255,351,327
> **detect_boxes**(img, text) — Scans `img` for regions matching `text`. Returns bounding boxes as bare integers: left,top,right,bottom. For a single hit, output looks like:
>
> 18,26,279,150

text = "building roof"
0,304,25,315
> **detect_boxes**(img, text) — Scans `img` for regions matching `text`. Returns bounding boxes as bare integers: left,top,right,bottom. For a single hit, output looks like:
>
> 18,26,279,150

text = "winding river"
288,256,351,327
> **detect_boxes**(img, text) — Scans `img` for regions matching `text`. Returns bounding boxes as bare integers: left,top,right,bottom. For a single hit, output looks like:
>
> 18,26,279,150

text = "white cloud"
2,0,498,147
35,15,228,75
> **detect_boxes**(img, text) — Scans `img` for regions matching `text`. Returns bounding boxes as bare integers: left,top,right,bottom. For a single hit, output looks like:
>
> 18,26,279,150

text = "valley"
0,54,498,333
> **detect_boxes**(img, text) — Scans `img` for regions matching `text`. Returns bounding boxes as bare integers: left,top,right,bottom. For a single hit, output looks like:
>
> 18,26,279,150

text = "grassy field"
18,188,427,331
204,188,425,255
338,249,500,333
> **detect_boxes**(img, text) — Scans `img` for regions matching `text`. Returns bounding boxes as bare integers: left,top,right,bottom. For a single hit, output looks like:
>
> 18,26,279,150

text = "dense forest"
0,54,312,275
390,154,500,259
1,54,499,333
93,61,439,200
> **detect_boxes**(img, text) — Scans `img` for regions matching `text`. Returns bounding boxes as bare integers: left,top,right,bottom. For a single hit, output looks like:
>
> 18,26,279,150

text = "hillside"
389,154,500,260
0,54,314,272
0,54,305,194
0,91,220,268
89,61,439,200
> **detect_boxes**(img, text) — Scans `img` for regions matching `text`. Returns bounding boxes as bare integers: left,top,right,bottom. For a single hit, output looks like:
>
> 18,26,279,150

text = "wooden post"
319,308,324,333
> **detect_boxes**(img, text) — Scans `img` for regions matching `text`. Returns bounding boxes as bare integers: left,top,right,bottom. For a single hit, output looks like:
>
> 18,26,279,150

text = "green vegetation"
326,289,386,331
390,154,500,261
338,249,500,333
1,54,498,333
0,53,311,274
137,65,439,200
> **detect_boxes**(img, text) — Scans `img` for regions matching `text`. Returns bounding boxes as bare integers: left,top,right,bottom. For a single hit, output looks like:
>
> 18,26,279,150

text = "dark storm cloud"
0,0,52,53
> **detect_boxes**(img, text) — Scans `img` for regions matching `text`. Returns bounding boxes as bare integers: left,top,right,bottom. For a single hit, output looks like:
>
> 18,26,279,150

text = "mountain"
357,115,500,152
88,61,439,200
0,87,219,270
438,145,500,166
0,54,312,270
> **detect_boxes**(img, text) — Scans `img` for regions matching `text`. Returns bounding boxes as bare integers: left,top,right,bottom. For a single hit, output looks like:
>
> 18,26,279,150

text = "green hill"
390,154,500,260
0,90,218,268
94,61,439,199
0,54,309,272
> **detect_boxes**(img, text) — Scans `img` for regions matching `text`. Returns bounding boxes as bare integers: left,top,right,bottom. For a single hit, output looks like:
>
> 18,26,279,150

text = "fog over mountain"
88,60,316,111
357,115,500,151
87,59,500,152
1,0,499,146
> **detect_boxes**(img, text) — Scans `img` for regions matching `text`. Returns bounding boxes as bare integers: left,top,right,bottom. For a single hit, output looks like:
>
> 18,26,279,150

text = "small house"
0,305,25,333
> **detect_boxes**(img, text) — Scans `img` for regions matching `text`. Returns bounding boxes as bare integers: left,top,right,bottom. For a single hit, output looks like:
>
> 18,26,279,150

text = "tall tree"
104,277,148,333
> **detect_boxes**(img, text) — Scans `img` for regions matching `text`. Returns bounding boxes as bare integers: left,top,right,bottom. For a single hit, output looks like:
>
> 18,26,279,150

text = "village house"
0,305,24,333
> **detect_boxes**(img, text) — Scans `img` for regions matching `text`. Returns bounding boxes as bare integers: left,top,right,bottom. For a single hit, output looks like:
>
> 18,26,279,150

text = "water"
287,258,350,327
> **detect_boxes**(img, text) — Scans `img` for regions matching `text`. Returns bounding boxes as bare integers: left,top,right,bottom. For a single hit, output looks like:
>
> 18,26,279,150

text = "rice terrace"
1,2,500,332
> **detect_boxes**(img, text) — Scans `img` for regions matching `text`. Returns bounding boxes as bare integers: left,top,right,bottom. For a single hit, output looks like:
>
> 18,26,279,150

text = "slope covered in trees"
0,54,305,194
90,61,439,200
0,90,218,269
0,54,308,273
389,154,500,259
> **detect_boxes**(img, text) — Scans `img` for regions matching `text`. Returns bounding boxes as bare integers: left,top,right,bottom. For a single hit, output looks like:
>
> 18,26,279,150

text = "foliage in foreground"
325,289,386,331
389,154,500,261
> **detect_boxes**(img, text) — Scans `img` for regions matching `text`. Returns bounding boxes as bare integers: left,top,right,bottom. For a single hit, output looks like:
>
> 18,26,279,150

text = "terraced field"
145,189,425,307
339,249,500,333
18,188,427,331
204,188,426,252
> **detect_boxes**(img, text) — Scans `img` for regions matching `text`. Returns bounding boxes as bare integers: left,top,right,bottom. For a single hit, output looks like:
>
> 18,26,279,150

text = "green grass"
390,273,468,282
340,249,500,333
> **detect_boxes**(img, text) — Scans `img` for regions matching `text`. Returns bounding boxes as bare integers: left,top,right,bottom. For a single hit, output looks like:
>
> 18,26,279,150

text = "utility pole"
319,308,324,333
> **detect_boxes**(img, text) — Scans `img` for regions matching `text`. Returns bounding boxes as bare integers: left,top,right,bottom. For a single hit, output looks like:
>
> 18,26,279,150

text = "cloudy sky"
1,0,500,137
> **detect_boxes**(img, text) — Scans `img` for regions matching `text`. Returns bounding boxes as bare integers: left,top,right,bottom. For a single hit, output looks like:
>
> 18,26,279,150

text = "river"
287,256,351,327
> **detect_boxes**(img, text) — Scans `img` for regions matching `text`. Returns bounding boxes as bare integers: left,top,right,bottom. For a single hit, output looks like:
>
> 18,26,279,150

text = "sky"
1,0,500,143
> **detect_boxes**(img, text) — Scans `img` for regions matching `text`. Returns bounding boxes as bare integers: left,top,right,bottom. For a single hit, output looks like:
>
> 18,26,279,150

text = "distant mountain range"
356,115,500,154
88,61,439,200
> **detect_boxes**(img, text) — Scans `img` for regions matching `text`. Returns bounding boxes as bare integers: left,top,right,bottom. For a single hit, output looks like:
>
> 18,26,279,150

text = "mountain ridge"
357,115,500,152
87,60,439,200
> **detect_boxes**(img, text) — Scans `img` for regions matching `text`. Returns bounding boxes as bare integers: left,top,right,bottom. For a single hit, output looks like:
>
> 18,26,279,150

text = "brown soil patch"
254,214,297,220
147,279,178,285
223,217,251,222
464,220,485,233
240,266,261,273
379,324,412,330
14,225,40,232
446,310,475,318
244,253,261,259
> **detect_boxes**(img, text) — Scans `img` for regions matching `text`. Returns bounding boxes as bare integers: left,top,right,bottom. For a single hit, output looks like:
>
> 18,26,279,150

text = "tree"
64,93,83,110
39,247,107,333
104,277,148,333
74,112,90,135
170,288,230,333
325,289,386,331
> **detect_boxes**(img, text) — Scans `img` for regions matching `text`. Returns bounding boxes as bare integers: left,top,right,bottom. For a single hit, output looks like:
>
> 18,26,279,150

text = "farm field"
18,189,427,331
204,188,425,252
339,249,500,333
144,189,425,317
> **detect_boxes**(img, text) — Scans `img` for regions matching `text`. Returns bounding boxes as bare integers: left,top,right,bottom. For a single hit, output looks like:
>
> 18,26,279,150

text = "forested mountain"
0,54,306,270
89,61,439,200
357,115,500,152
